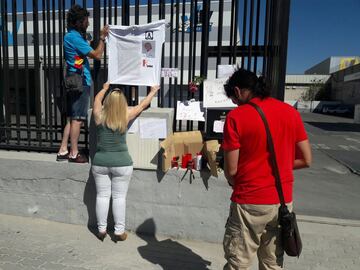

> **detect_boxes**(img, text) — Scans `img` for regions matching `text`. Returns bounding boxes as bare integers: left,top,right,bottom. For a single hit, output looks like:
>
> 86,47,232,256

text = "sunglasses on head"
109,88,123,94
102,86,124,104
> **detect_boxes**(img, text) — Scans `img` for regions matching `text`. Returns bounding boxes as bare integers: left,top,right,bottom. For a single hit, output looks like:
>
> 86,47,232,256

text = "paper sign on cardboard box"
203,140,221,177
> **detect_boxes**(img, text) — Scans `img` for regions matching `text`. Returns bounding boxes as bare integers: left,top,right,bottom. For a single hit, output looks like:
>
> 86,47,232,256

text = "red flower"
188,76,205,93
189,82,198,93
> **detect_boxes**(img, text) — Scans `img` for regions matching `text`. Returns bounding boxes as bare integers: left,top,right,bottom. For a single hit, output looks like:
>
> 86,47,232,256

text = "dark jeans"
66,85,90,121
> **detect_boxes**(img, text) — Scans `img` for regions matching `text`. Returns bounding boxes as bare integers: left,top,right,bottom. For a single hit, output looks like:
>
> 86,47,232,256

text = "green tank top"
92,125,133,167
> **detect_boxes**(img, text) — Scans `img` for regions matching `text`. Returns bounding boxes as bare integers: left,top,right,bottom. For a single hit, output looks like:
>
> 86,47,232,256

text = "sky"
287,0,360,74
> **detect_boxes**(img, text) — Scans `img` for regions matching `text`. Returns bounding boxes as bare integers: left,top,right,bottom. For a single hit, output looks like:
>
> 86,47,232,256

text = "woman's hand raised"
103,82,110,91
150,85,160,93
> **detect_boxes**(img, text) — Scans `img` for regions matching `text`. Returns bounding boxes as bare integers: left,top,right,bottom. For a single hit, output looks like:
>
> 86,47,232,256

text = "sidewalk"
0,214,359,270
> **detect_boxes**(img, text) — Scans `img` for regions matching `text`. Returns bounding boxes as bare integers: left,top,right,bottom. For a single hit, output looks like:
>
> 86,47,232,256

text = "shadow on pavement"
83,170,97,236
136,219,212,270
200,168,212,190
83,114,98,236
156,168,166,183
306,121,360,132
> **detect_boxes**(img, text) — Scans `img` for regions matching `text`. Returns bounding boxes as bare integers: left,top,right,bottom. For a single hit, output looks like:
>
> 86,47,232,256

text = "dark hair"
66,5,90,32
224,68,271,99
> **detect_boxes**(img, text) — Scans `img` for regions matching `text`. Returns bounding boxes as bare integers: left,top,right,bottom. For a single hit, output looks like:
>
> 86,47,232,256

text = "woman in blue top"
92,82,160,241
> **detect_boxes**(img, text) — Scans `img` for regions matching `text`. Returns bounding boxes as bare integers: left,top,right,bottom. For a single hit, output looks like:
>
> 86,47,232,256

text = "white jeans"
91,165,133,234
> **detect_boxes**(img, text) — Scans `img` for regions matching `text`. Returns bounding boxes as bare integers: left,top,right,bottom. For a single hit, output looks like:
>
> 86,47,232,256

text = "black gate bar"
0,0,291,152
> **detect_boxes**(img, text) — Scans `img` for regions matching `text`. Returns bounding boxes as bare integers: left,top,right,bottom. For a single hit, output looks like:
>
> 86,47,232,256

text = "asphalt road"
302,112,360,173
293,112,360,220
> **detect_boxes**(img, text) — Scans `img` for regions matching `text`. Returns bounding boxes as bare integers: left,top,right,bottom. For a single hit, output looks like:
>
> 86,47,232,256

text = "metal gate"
0,0,291,152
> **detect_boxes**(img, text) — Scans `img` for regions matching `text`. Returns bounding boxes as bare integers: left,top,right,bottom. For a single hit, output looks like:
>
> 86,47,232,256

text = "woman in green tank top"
92,82,160,242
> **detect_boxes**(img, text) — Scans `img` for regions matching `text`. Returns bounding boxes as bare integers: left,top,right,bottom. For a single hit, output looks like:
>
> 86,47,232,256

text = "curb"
298,215,360,227
0,150,57,163
318,148,360,176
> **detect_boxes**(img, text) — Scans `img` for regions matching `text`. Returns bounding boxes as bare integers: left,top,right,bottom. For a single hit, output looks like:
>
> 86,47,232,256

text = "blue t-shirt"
64,29,93,86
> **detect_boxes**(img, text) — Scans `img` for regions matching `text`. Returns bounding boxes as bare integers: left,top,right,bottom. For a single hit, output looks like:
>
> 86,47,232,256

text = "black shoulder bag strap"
249,102,303,258
248,102,286,207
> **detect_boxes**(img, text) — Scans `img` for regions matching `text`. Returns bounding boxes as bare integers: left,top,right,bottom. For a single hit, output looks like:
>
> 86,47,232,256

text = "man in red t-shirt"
222,69,312,270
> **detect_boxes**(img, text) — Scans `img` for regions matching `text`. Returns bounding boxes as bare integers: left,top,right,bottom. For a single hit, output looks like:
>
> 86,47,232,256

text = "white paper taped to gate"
107,20,166,86
161,68,178,78
139,118,167,139
203,78,237,108
217,64,237,79
213,120,225,133
176,100,205,121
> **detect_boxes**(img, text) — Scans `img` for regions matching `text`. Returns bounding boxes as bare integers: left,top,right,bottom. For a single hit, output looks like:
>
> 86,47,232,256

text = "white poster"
176,100,205,121
203,78,237,108
107,20,166,86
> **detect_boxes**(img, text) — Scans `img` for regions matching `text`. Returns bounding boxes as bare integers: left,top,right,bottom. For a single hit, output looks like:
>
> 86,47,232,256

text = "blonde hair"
101,89,128,133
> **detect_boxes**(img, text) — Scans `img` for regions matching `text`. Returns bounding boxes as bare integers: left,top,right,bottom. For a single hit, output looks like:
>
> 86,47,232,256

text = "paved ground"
0,214,359,270
1,112,360,269
302,112,360,174
293,147,360,220
291,113,360,220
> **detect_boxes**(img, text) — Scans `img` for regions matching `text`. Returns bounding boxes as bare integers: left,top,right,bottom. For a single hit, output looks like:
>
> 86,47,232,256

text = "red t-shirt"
222,97,308,204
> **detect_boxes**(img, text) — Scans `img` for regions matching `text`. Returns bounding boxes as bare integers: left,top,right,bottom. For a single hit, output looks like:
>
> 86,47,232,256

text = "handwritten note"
176,100,205,121
161,68,178,78
203,79,237,108
139,118,167,139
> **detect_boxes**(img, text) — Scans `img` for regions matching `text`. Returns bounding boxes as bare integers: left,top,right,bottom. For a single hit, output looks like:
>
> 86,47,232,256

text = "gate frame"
0,0,291,153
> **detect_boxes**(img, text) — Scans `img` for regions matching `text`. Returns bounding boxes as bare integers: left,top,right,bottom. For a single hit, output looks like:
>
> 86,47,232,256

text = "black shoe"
68,153,88,163
56,152,69,162
97,231,107,242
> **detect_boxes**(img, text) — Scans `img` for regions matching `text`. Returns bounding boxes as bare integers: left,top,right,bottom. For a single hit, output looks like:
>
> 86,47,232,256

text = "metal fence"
0,0,291,152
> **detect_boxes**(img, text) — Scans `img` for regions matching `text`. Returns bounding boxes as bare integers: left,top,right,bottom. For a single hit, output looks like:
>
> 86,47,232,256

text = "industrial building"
284,74,330,101
285,57,360,106
330,63,360,105
305,56,360,75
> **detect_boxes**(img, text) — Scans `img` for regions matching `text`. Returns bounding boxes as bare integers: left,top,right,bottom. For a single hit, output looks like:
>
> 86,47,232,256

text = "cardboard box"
202,140,221,177
160,131,203,172
160,131,222,177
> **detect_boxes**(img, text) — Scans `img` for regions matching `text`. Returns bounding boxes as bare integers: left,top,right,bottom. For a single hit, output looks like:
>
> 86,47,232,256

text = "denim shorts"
66,85,90,121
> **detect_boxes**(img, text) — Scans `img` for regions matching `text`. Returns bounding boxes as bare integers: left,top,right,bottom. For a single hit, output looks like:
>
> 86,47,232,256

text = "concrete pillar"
354,104,360,123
